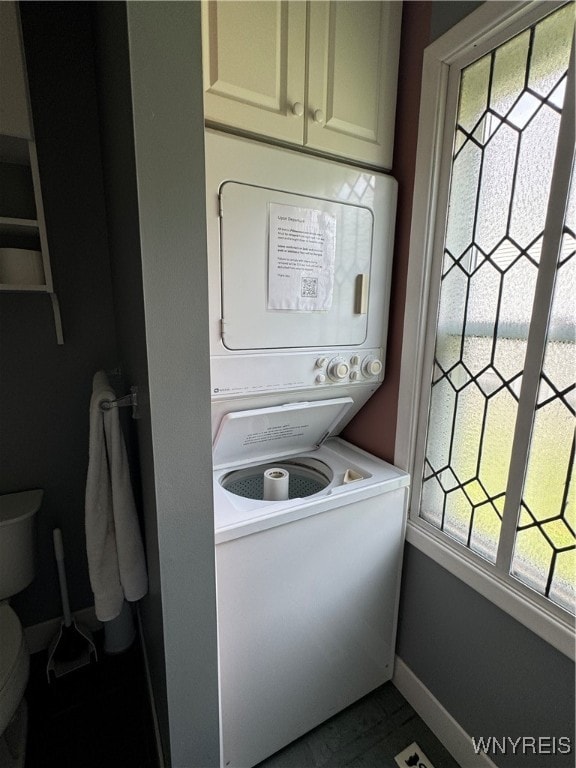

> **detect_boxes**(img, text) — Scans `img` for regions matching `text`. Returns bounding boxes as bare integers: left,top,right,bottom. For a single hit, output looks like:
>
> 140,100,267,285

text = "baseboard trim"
24,606,102,655
393,656,498,768
136,606,166,768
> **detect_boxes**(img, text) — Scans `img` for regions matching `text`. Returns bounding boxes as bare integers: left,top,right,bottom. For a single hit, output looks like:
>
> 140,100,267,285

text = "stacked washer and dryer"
205,130,409,768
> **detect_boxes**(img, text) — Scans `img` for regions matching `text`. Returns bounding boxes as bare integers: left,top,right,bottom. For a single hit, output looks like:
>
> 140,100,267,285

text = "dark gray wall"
93,1,171,761
397,546,575,767
396,4,575,767
7,3,220,764
430,0,483,39
2,2,117,627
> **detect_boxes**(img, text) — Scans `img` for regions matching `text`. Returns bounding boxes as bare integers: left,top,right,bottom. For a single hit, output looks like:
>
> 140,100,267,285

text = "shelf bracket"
49,293,64,345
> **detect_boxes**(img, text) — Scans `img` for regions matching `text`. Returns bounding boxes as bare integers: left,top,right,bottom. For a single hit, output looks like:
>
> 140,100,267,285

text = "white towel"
85,371,148,622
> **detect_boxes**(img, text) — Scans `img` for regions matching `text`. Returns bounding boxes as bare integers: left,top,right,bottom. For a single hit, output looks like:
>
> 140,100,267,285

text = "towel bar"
100,386,139,419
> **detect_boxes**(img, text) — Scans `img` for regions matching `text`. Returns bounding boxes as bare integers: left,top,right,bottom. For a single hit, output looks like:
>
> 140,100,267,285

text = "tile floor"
255,683,460,768
24,630,157,768
23,638,459,768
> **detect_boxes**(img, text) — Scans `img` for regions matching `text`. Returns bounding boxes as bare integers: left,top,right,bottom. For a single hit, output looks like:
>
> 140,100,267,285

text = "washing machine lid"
212,397,353,469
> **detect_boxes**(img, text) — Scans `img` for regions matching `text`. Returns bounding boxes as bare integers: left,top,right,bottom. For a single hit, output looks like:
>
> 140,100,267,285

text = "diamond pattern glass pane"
420,5,573,583
528,5,574,96
458,55,490,133
511,165,576,613
490,30,529,116
445,141,482,259
475,125,517,253
509,106,561,248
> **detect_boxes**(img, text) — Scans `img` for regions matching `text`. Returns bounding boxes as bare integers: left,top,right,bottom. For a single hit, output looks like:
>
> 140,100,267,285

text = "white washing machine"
213,398,409,768
205,131,409,768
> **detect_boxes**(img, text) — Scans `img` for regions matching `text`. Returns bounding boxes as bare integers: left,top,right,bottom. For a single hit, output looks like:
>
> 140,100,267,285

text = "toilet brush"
46,528,97,680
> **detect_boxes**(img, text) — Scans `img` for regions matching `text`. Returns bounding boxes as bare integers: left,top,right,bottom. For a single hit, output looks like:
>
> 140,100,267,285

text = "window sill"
405,518,575,660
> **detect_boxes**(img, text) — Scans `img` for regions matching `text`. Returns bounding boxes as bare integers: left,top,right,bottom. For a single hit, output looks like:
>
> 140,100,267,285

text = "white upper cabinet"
202,1,402,169
202,1,307,145
306,2,401,168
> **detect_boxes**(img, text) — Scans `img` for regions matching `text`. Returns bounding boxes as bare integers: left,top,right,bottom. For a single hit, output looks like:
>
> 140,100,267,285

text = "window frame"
395,0,575,659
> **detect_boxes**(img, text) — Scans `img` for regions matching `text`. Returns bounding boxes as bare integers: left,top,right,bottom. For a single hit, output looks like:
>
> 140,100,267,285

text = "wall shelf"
0,283,47,292
0,216,39,234
0,1,63,343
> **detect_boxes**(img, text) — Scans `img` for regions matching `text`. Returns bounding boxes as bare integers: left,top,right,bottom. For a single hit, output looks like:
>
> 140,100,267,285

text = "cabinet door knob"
313,109,325,124
291,102,304,117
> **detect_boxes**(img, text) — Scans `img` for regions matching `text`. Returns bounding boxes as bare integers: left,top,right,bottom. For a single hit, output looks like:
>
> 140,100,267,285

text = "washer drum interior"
221,458,333,501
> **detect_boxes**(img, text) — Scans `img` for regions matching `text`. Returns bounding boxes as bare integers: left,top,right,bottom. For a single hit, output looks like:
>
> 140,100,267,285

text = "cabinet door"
202,0,306,144
306,1,401,169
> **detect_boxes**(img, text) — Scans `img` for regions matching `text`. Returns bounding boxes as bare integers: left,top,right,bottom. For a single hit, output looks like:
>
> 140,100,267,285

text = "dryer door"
219,182,374,350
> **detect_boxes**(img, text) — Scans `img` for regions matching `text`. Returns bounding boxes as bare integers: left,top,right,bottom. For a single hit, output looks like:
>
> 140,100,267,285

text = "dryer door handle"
354,274,369,314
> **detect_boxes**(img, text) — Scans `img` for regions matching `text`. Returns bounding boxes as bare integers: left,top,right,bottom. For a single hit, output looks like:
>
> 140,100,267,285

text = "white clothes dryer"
204,129,398,404
213,398,409,768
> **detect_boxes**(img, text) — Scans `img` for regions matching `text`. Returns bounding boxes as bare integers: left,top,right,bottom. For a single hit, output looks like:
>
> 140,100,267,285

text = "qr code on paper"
301,277,318,298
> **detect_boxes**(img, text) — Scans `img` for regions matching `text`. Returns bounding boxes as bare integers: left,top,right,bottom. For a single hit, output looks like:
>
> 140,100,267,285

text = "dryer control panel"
210,349,385,399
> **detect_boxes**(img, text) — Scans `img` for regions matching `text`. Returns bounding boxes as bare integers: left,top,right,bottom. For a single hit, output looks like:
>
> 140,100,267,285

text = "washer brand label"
213,381,306,396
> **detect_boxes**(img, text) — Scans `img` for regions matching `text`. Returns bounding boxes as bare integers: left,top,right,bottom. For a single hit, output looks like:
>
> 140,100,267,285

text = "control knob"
362,356,383,378
327,357,350,381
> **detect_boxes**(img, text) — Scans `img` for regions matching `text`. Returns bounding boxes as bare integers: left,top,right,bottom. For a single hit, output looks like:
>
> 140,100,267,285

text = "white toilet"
0,489,42,768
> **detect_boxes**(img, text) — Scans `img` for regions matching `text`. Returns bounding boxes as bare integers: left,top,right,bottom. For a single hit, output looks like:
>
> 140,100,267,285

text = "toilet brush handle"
53,528,72,628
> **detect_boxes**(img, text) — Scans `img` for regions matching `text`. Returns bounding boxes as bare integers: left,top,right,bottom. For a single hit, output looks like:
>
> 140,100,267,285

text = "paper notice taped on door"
268,203,336,311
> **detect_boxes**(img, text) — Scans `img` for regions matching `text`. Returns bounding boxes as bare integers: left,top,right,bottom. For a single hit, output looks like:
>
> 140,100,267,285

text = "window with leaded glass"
417,3,575,618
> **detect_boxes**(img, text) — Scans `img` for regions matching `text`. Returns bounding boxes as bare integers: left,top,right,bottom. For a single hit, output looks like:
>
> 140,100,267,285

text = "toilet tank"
0,489,42,601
